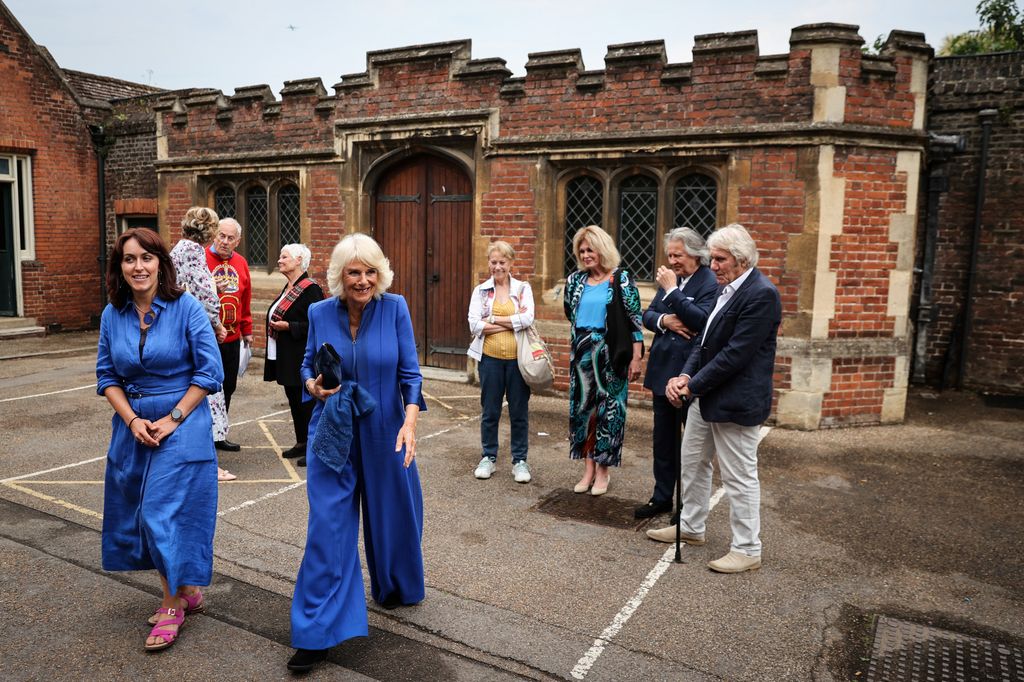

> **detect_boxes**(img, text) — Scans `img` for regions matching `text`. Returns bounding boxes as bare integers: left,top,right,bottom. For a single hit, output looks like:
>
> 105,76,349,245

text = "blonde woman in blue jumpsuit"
287,233,426,672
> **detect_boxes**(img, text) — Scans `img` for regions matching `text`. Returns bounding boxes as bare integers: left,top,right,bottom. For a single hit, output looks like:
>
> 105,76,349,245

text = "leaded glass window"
245,186,269,267
214,187,236,220
278,184,301,249
673,173,718,237
618,175,657,281
564,175,603,276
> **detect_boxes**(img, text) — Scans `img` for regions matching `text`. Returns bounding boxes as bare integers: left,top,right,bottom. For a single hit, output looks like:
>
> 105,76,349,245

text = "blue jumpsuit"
96,294,224,594
291,294,427,649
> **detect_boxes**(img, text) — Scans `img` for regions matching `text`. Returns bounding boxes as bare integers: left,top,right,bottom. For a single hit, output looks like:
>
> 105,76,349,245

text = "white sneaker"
474,457,496,479
512,461,532,483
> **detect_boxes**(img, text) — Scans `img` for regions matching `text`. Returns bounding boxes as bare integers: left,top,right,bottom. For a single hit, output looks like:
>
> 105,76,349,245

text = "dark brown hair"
106,228,184,307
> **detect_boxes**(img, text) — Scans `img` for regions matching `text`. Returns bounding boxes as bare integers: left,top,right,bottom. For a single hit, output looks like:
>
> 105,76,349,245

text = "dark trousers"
284,384,314,445
650,393,686,504
219,338,240,412
478,355,531,463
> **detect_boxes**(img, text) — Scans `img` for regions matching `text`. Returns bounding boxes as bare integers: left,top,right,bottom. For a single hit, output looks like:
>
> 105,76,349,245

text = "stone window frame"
205,175,301,272
556,161,724,282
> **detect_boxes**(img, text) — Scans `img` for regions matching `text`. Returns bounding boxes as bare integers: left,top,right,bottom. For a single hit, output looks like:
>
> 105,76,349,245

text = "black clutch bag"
313,342,343,390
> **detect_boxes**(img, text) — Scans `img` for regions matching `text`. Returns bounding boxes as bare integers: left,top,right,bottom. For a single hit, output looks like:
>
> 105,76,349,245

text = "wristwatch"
170,408,184,423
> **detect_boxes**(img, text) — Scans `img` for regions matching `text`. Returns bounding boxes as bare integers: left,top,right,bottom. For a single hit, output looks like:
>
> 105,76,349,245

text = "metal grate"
214,186,236,220
618,175,658,281
673,173,718,238
278,184,301,248
564,175,603,277
866,615,1024,682
245,186,268,267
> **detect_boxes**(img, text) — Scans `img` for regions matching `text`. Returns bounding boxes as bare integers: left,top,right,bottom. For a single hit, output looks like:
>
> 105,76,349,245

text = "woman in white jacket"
467,241,536,483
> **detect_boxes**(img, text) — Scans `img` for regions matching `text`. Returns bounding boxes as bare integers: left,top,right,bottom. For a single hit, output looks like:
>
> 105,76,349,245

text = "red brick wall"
1,7,101,328
919,52,1024,394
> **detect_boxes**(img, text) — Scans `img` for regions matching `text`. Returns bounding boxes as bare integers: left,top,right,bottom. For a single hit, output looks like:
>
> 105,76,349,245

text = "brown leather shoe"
645,525,706,545
707,551,761,573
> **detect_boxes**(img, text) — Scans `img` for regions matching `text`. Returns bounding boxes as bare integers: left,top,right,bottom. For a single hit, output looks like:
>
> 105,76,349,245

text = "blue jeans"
478,355,531,463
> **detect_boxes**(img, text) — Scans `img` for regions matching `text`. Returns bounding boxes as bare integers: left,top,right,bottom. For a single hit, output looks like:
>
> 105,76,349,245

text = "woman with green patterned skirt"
563,225,644,496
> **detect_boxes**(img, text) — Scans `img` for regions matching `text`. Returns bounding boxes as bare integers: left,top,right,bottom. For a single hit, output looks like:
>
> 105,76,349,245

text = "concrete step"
0,325,46,340
0,316,38,331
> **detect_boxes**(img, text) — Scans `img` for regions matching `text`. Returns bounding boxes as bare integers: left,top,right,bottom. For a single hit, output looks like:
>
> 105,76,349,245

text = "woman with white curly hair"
263,243,324,466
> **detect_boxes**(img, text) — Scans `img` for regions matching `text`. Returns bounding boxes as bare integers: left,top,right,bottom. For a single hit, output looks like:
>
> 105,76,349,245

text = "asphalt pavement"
1,331,1021,681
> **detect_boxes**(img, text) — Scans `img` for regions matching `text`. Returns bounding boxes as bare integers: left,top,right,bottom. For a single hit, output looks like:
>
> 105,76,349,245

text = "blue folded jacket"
310,380,377,473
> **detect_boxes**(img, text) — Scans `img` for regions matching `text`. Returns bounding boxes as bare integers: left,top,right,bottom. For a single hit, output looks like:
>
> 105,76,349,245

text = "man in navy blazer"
636,228,718,519
647,224,781,574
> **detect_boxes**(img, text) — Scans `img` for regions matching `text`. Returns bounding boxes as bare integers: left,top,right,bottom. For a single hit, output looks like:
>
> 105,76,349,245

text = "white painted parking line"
571,486,727,680
0,383,96,403
230,409,290,427
1,455,106,483
218,480,308,517
571,426,773,679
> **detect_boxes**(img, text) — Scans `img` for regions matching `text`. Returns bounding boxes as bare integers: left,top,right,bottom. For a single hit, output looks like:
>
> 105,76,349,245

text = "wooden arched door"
374,154,472,370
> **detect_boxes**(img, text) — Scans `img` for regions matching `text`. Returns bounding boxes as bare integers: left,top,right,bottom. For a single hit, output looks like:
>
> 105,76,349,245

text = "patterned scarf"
269,276,317,339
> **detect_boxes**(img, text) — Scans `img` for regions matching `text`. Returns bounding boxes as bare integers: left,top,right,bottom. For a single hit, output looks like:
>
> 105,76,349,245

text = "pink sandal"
144,607,185,651
148,589,204,625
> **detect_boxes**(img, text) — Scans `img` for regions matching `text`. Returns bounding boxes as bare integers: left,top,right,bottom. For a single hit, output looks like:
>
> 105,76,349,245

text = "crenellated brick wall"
130,23,935,428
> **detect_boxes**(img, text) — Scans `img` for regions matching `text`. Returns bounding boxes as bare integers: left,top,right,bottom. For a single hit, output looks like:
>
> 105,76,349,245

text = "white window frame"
0,154,35,261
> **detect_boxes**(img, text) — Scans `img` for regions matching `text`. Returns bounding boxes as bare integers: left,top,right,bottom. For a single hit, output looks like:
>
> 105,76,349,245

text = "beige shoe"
645,526,706,545
707,551,761,573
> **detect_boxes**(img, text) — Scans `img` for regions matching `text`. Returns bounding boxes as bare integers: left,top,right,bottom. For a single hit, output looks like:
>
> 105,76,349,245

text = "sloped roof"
63,69,164,102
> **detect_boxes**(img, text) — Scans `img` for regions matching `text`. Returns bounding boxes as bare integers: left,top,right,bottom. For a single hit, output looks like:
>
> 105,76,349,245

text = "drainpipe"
89,125,108,318
958,109,998,390
912,133,962,385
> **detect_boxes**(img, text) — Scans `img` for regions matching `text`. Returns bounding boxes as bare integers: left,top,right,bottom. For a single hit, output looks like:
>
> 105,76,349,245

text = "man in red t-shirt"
206,217,253,451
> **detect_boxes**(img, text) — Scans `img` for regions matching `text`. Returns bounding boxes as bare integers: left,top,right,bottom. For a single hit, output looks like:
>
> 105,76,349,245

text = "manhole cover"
866,615,1024,682
533,488,652,530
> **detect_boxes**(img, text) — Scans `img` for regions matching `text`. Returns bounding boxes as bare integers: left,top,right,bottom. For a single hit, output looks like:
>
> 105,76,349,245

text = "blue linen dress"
291,293,427,650
96,293,224,594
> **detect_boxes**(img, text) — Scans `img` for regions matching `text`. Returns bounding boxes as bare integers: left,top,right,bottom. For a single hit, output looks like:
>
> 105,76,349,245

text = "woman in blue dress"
288,233,427,672
96,228,224,651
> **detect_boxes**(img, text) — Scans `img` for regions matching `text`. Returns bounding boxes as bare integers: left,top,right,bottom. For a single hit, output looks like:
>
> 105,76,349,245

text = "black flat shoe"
634,499,672,519
296,456,306,467
215,439,241,452
282,443,306,459
287,648,328,672
379,593,403,610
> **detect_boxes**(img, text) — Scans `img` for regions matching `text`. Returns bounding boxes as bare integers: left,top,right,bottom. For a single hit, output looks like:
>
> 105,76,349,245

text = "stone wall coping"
604,40,667,65
692,30,759,55
365,39,472,66
789,22,864,47
455,58,512,80
882,30,933,56
280,78,327,97
525,48,584,73
229,85,275,103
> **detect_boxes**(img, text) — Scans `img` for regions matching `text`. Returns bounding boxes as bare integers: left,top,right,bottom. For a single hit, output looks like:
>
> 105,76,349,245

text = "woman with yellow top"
467,241,536,483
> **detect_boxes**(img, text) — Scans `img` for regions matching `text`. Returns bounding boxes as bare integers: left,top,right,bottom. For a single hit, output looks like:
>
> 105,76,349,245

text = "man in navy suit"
635,228,718,519
647,224,781,574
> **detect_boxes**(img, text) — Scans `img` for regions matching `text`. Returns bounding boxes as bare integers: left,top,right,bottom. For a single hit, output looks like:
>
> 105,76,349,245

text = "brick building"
0,3,160,330
2,0,1021,427
913,51,1024,395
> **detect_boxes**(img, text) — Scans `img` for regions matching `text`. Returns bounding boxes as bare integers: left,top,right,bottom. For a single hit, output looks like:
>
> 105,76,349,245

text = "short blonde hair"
280,243,312,271
326,233,394,299
571,225,621,272
487,240,515,261
181,206,219,244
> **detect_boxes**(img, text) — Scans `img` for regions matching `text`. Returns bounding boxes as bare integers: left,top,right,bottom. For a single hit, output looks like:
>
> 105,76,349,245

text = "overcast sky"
7,0,979,94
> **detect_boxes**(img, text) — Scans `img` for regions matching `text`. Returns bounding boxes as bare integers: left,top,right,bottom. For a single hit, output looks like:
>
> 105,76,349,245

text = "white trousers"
679,399,763,556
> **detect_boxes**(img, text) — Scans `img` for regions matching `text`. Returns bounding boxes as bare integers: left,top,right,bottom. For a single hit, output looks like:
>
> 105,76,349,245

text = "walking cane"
674,400,685,563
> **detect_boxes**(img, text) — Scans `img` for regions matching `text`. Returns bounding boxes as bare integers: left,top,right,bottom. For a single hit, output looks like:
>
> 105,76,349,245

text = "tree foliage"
940,0,1024,55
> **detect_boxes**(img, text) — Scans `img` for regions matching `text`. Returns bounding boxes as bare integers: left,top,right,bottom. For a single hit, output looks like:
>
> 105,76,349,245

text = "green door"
0,182,17,316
